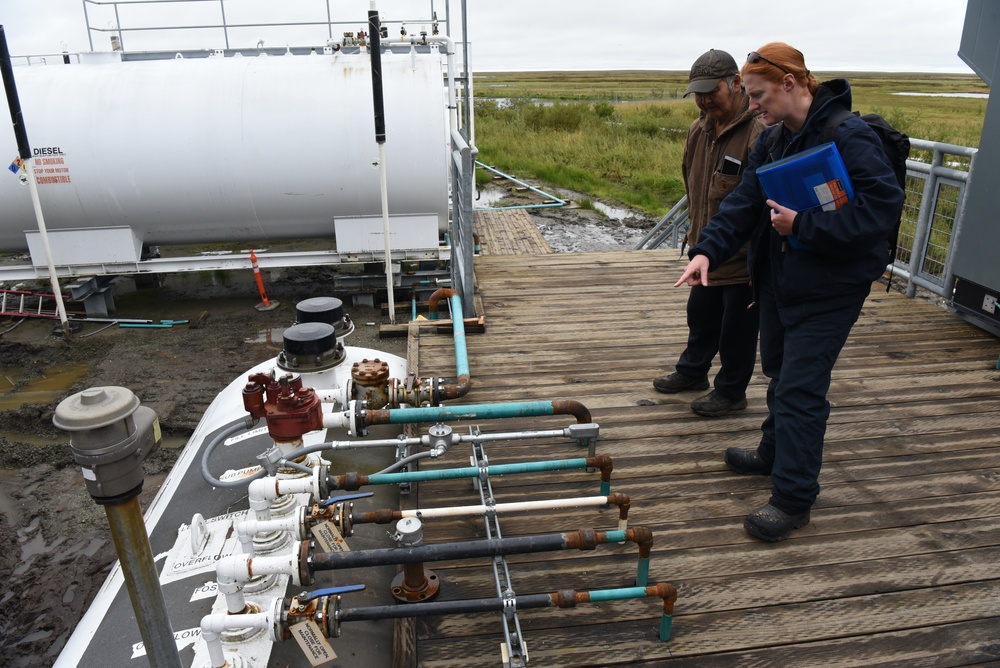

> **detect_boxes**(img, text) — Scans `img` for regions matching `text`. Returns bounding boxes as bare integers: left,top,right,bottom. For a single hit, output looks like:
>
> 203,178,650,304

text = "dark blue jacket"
689,79,905,324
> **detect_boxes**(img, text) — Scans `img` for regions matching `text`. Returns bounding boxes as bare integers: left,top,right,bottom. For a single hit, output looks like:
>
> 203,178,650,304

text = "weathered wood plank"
400,240,1000,667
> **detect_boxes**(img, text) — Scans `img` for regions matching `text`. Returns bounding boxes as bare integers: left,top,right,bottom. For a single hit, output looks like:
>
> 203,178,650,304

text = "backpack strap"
821,108,859,144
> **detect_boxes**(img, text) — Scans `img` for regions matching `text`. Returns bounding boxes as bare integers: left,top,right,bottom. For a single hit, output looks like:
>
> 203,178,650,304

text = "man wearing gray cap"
652,49,764,417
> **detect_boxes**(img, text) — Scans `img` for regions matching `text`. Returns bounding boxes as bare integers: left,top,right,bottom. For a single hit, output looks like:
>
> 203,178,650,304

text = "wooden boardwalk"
397,209,1000,667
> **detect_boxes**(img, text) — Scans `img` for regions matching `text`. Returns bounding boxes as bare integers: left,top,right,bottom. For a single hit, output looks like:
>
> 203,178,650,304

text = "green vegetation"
472,71,987,216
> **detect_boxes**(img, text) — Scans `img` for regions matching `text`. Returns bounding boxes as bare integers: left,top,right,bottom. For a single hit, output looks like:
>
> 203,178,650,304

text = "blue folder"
756,142,854,249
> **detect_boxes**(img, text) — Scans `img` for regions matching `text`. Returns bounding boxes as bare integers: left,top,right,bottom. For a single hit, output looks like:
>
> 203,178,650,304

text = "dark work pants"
675,283,759,401
756,276,867,514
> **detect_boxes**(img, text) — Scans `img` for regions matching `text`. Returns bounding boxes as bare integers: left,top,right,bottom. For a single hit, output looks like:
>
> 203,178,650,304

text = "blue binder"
756,142,854,249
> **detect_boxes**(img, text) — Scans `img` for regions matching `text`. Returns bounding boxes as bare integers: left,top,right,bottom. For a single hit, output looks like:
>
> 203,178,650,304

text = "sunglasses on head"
747,51,791,75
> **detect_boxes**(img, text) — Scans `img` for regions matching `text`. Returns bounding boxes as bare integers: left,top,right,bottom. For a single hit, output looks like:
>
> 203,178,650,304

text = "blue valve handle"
297,584,366,603
320,491,374,508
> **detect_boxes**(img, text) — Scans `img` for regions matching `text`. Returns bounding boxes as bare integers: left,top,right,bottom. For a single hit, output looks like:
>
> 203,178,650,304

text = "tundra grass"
473,71,986,216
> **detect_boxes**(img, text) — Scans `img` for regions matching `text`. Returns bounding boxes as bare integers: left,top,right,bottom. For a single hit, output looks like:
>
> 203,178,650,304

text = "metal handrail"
81,0,446,53
635,138,979,303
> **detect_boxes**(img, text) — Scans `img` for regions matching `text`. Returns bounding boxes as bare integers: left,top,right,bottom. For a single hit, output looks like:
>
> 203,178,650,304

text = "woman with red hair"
675,43,904,542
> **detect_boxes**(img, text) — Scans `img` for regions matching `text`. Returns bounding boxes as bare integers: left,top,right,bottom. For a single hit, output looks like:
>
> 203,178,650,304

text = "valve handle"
297,584,366,603
320,491,374,508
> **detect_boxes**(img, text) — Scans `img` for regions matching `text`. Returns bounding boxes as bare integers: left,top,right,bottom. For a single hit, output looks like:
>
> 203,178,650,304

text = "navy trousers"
676,283,759,401
756,275,867,514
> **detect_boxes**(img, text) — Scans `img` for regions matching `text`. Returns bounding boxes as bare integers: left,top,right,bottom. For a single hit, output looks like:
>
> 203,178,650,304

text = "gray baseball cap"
684,49,739,97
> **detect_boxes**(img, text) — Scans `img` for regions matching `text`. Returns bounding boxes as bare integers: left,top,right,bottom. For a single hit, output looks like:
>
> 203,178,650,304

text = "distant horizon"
474,68,983,77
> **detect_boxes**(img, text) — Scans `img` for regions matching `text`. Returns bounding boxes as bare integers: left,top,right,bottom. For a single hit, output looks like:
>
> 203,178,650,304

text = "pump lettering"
33,147,64,156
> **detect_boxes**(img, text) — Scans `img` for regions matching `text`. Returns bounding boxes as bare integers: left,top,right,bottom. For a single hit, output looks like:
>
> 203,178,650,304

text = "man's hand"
675,254,710,288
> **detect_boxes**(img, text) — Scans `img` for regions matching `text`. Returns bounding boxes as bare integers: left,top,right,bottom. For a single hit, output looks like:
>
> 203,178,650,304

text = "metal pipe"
105,497,183,667
425,290,471,400
332,582,678,641
369,2,396,324
306,527,653,585
328,454,611,492
363,398,592,428
348,492,631,529
474,161,566,210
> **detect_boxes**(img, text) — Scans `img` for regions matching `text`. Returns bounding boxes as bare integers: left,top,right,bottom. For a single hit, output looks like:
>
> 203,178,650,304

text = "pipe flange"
390,568,440,603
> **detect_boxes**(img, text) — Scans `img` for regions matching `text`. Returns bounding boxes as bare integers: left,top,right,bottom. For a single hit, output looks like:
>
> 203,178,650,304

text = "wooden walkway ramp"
396,209,1000,667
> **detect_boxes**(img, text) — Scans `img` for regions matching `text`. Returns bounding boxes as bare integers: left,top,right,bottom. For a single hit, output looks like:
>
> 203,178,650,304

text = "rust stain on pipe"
648,582,678,615
605,492,631,522
551,399,592,424
427,287,459,314
587,454,613,484
625,526,653,559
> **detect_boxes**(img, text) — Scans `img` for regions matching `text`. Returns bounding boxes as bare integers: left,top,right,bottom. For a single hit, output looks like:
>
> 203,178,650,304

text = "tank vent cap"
295,296,354,339
277,322,346,372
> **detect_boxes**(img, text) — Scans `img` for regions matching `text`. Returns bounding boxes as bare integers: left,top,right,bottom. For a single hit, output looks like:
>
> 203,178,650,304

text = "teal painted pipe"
335,582,676,645
600,479,611,497
636,557,650,587
660,614,673,642
476,161,566,211
368,457,589,486
380,400,567,425
449,294,470,378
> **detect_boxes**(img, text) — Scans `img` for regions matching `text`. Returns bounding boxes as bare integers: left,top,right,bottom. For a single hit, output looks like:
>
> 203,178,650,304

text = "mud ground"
0,192,657,667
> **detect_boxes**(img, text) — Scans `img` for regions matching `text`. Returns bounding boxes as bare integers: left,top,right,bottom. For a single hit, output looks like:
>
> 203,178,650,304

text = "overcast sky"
0,0,977,75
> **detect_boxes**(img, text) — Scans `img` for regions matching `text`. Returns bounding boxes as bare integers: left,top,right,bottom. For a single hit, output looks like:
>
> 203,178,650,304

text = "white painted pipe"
314,384,348,407
200,603,278,668
216,549,302,614
235,515,304,556
24,160,70,333
398,495,619,521
247,467,321,520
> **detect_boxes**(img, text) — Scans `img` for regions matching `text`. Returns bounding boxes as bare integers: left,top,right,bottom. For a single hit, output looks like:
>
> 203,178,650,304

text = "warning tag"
312,520,350,553
291,620,337,666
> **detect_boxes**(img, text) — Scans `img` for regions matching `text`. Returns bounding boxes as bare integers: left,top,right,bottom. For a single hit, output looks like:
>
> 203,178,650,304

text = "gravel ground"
0,270,408,667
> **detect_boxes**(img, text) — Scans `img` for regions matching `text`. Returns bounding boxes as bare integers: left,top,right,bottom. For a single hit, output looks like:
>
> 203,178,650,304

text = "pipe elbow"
437,374,472,401
427,288,460,319
589,454,614,482
248,477,279,505
606,492,631,521
551,399,592,424
216,553,250,589
626,526,654,558
649,582,678,614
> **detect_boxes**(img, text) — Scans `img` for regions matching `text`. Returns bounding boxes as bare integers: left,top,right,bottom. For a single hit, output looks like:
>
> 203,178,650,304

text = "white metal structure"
0,51,449,258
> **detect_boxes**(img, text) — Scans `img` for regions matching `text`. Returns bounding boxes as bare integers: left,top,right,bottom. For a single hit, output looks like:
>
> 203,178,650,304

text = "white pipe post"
379,142,396,323
24,160,71,335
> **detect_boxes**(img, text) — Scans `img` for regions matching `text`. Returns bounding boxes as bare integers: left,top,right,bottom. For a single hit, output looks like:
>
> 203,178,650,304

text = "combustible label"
291,621,337,665
312,520,350,553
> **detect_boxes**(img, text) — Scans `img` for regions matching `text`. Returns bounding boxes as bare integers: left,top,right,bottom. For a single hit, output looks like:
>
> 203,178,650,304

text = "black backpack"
822,110,911,288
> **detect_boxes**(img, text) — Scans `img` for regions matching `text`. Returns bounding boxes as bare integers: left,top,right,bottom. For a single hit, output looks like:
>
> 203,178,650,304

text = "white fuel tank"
0,51,449,252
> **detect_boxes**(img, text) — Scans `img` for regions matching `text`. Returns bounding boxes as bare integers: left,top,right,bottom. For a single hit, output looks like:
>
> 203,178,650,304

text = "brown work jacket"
682,101,765,285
